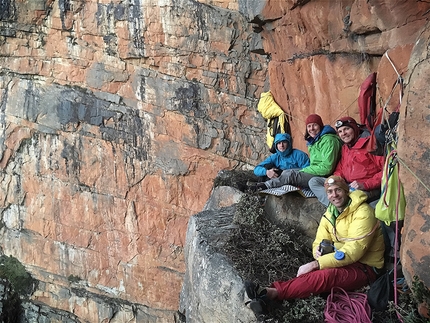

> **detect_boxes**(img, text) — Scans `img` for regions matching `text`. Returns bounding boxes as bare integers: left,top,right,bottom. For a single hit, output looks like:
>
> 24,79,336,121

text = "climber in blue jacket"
251,133,310,191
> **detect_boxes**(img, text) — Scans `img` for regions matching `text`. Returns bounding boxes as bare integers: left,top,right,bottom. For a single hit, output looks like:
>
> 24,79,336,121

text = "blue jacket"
254,133,310,177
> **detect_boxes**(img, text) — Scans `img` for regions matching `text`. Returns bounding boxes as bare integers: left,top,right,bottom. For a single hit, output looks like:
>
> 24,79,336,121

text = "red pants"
272,262,376,300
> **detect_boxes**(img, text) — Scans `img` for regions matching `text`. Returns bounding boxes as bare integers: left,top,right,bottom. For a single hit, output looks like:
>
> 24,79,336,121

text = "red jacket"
333,137,385,190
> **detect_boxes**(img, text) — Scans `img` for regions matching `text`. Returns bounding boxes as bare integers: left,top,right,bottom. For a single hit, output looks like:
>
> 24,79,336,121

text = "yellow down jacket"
312,190,385,270
257,91,288,149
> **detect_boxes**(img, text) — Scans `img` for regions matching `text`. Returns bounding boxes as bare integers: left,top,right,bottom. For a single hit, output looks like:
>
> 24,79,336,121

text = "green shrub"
0,255,36,296
68,275,82,283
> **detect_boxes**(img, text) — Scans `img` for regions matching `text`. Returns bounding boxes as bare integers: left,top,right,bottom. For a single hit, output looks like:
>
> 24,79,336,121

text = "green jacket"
313,190,385,270
301,130,342,176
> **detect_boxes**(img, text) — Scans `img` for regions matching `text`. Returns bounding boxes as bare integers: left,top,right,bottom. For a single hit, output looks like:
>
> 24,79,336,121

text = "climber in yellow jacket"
313,179,385,270
245,176,385,316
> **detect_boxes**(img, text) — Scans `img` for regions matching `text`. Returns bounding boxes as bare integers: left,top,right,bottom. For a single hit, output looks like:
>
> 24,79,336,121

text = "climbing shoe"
245,281,267,299
249,298,267,317
244,281,268,317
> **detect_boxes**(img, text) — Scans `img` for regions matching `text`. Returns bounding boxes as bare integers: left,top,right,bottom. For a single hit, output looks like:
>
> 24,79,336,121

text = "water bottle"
319,239,334,255
335,250,345,260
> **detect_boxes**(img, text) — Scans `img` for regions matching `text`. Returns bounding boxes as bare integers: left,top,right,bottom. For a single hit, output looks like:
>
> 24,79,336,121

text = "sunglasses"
335,119,355,128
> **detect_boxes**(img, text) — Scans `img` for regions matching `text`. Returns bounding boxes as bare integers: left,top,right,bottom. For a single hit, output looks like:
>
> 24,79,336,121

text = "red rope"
381,149,403,322
325,287,372,323
381,150,392,207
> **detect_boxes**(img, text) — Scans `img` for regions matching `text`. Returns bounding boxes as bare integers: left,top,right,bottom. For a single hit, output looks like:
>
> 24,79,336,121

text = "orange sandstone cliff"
0,0,429,321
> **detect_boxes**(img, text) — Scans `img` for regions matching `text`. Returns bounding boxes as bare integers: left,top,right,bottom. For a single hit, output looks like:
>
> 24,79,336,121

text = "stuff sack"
367,271,394,311
375,150,406,225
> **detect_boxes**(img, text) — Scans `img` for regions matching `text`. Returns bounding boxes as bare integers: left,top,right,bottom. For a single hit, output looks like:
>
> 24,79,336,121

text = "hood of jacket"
306,125,337,145
274,133,293,157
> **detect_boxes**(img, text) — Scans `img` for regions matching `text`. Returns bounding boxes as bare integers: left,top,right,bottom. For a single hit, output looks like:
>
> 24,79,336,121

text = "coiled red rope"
324,287,372,323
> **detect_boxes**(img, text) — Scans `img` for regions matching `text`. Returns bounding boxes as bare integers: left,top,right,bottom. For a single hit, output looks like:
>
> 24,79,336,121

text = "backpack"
257,91,290,153
374,109,400,152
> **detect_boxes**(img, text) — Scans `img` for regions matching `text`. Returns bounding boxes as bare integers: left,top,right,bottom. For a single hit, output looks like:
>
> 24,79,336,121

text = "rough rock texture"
0,0,429,320
397,21,430,289
259,0,430,153
180,185,325,323
264,193,326,247
179,205,257,323
203,185,244,211
0,0,268,320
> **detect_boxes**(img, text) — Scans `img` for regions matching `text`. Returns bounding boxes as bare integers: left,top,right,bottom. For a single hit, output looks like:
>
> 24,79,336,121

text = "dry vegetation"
215,174,428,323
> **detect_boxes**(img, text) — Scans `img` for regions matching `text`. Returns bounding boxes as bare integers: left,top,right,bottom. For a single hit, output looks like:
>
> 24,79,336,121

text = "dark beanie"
306,114,324,129
335,116,360,140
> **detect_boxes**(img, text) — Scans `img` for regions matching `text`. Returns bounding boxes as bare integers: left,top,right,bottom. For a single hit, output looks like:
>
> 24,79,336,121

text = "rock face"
179,204,257,323
0,0,268,320
258,0,430,153
264,193,326,246
180,185,325,323
0,0,429,320
397,21,430,289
